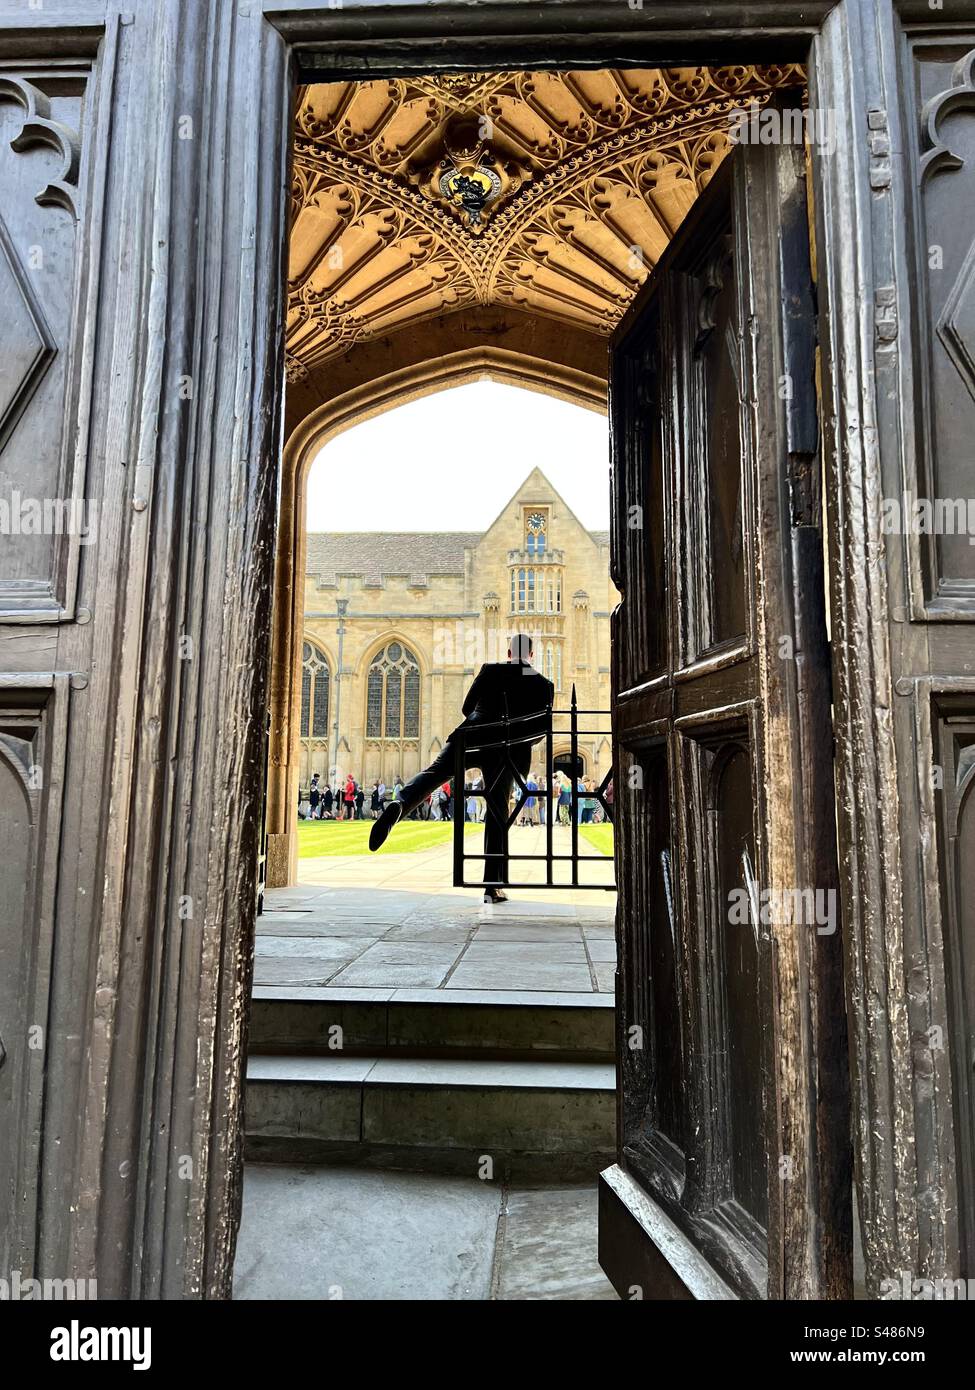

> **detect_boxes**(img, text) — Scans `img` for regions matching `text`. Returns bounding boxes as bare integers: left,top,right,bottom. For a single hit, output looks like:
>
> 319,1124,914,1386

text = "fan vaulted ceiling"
286,65,804,381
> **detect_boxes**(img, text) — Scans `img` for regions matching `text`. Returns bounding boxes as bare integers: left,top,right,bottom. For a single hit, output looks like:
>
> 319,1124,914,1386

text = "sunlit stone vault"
286,65,805,380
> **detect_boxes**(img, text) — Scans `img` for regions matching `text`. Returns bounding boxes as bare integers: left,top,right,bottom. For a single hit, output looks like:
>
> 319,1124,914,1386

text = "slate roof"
307,527,611,585
306,532,482,587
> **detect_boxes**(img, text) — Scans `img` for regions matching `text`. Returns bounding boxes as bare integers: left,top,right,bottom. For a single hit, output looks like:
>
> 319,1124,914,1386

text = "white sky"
305,381,610,532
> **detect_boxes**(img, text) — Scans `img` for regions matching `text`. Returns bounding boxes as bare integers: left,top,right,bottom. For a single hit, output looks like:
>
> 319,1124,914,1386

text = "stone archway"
266,335,607,885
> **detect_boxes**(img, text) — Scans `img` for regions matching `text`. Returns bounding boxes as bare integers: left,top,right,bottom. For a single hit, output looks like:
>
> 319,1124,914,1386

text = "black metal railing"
451,684,615,890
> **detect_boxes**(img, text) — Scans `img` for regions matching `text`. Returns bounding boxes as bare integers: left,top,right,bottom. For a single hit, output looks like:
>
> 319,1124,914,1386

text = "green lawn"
580,823,615,858
297,818,479,858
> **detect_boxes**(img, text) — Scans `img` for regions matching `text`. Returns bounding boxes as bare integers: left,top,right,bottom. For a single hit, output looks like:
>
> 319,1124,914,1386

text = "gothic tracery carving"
920,48,975,184
288,66,804,368
0,76,82,217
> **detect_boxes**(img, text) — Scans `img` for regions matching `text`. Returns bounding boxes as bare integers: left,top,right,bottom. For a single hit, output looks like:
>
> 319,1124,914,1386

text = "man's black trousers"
396,739,532,885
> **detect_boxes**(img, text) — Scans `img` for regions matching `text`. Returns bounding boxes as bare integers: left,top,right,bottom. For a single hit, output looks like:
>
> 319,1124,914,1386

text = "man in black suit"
369,634,554,902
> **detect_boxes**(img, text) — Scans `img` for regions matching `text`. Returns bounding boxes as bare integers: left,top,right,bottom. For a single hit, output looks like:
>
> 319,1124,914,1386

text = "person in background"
557,773,572,825
355,782,365,819
370,782,381,818
466,770,482,822
321,783,333,819
369,634,553,902
377,779,386,813
520,773,538,826
309,773,321,820
537,772,547,826
343,774,357,820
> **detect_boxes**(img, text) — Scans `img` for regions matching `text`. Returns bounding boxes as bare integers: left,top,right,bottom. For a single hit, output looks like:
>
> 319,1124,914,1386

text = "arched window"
301,641,330,738
367,642,421,740
545,643,554,683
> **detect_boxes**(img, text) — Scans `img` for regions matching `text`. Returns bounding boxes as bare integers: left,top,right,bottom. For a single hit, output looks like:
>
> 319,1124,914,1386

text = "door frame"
1,0,948,1298
257,0,939,1300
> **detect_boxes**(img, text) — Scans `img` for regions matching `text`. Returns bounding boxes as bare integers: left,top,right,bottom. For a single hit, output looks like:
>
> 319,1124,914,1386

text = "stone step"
244,1053,616,1181
249,985,615,1063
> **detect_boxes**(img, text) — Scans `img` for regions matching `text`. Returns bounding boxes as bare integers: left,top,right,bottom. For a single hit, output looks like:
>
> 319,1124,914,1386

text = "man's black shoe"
369,801,402,852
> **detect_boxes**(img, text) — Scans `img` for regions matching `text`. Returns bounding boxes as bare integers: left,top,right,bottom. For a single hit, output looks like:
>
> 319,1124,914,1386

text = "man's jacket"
449,661,554,748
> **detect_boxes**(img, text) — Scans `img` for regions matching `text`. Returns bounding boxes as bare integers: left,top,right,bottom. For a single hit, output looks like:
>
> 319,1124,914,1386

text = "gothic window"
546,643,554,683
367,642,421,740
513,560,560,615
301,641,330,738
404,667,420,737
366,669,383,738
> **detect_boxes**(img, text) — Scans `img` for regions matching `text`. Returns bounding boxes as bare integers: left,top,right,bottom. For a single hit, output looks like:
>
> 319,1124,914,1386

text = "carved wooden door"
0,2,288,1297
606,139,851,1300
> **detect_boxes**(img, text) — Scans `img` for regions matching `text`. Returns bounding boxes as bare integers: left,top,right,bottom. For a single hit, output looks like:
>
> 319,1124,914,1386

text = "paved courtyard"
256,826,616,995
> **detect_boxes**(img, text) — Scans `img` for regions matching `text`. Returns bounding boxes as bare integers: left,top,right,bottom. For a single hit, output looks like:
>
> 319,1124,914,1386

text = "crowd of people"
297,770,611,825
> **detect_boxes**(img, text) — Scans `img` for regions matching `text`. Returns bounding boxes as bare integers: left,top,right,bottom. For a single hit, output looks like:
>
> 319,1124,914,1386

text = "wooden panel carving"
910,43,975,614
672,714,769,1298
665,226,754,668
912,682,975,1280
0,675,71,1278
609,308,668,693
0,67,91,623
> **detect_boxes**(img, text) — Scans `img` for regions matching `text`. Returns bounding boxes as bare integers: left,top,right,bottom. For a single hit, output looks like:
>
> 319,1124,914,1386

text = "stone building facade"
300,467,616,789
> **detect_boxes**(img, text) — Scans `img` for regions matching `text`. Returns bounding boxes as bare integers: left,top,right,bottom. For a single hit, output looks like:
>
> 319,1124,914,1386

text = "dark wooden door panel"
609,136,851,1299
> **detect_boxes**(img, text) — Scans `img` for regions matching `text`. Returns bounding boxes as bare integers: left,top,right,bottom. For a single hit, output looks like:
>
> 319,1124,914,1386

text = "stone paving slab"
234,1166,618,1301
255,958,355,986
472,923,584,942
257,917,396,938
255,936,378,960
447,958,596,993
382,923,474,944
585,940,617,962
495,1185,617,1301
460,941,588,964
329,940,462,988
593,962,616,993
